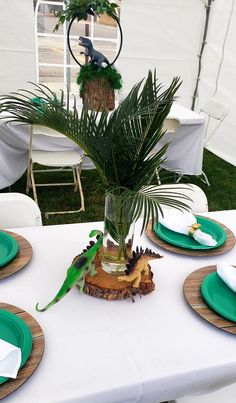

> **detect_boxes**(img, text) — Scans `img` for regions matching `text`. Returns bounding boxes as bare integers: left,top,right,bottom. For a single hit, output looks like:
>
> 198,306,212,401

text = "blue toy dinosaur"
36,229,103,312
79,36,110,67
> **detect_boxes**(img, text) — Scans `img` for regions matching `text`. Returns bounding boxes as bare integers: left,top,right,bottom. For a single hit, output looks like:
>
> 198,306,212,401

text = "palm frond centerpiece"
0,70,190,273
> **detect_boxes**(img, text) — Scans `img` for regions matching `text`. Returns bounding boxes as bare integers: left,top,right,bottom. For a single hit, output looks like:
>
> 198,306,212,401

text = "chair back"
176,381,236,403
145,183,208,214
32,125,66,138
0,193,42,228
29,125,67,160
163,118,180,133
199,99,229,146
200,99,229,120
27,125,85,215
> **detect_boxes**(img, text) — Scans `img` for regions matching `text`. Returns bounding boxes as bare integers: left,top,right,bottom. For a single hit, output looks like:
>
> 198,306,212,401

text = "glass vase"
101,193,135,275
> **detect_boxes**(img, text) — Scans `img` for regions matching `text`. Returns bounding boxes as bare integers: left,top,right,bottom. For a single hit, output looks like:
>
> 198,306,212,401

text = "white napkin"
0,339,21,378
159,208,217,246
217,263,236,292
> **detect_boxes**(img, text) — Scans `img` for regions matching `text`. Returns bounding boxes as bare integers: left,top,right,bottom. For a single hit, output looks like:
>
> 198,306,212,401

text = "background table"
0,102,205,189
159,102,205,175
0,210,235,403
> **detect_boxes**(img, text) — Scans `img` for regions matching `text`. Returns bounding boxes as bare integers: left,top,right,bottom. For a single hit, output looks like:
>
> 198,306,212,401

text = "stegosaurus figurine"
36,229,103,312
118,246,162,288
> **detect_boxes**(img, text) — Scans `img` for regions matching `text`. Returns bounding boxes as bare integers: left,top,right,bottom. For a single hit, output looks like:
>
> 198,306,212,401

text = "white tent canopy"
0,0,36,93
119,0,236,167
119,0,205,106
196,0,236,166
0,0,235,166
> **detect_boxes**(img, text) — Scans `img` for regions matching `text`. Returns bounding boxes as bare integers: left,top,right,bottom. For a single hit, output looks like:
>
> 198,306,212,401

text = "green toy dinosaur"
36,229,103,312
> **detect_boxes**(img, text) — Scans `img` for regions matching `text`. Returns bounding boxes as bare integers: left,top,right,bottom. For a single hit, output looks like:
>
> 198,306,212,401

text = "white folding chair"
176,382,236,403
163,118,180,134
155,183,208,213
0,192,42,228
198,98,230,186
27,125,85,217
141,184,208,219
200,98,229,147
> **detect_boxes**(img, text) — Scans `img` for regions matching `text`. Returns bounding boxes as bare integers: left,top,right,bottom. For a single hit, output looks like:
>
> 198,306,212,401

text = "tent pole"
191,0,214,111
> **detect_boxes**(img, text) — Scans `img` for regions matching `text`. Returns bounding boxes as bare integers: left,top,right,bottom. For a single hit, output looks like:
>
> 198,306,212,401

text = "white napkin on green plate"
159,209,217,246
0,339,21,378
217,263,236,292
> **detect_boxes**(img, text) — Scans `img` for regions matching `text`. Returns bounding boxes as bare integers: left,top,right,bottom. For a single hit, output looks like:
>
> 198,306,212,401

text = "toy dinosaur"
36,229,103,312
79,36,110,67
118,246,162,288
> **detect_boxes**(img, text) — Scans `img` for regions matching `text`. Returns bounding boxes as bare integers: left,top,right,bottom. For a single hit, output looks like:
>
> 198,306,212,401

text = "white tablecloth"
1,210,236,403
157,102,205,175
0,102,205,189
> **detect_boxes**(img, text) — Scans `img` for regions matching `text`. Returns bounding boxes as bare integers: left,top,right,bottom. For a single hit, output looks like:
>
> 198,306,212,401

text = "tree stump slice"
83,256,155,302
82,78,115,111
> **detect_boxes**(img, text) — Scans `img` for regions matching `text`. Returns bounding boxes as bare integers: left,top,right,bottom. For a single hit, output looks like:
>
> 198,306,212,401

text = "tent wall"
118,0,235,167
0,0,36,94
0,0,235,166
196,0,236,167
118,0,205,107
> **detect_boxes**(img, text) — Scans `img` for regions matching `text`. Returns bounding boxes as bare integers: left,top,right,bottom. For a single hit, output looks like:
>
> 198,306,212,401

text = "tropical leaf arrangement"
0,70,191,258
54,0,119,31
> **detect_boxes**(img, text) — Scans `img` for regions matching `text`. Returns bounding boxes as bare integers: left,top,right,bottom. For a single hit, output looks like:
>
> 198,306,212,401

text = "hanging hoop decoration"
54,1,123,67
54,1,123,111
67,14,123,68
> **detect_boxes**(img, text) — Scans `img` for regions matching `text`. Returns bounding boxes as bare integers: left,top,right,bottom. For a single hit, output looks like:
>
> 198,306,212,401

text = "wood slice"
0,302,45,400
183,266,236,335
0,230,32,280
83,255,155,302
145,217,235,256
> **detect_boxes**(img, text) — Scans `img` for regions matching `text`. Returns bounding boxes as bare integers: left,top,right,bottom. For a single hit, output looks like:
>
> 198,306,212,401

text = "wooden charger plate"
0,230,32,280
183,265,236,335
0,302,45,400
145,216,235,256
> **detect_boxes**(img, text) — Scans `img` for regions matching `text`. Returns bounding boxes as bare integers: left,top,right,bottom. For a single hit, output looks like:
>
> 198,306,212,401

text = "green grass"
5,149,236,226
10,169,106,225
159,149,236,212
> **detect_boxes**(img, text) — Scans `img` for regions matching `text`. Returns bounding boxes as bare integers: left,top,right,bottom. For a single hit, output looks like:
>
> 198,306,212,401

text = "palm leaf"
107,184,193,234
0,70,190,236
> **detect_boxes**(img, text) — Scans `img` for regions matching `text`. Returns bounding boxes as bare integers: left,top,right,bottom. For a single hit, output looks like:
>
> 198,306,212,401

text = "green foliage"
54,0,119,31
0,70,191,235
77,64,122,95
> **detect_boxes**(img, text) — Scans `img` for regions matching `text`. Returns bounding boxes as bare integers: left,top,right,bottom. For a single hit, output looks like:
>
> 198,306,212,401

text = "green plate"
0,309,33,384
201,272,236,322
154,216,226,250
0,232,19,267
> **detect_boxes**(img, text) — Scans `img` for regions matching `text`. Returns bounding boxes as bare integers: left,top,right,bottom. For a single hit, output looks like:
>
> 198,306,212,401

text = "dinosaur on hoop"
79,36,110,67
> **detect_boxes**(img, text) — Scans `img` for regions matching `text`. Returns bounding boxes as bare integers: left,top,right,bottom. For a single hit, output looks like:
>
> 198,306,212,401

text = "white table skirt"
0,123,93,190
160,103,205,175
0,102,205,189
1,210,236,403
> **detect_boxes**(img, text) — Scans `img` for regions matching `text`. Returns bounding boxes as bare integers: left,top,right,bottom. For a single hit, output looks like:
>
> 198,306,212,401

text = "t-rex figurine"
79,36,110,67
118,246,162,288
36,229,103,312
